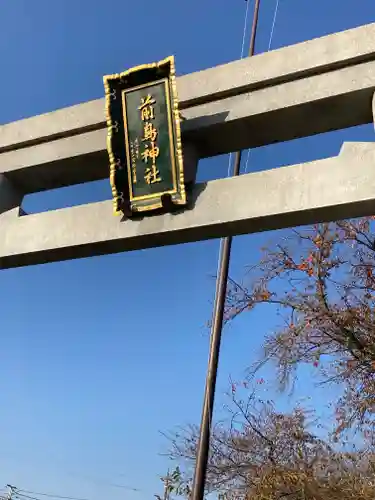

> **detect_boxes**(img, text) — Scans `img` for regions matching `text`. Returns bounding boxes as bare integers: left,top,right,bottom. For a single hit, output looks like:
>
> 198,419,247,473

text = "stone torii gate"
1,22,375,269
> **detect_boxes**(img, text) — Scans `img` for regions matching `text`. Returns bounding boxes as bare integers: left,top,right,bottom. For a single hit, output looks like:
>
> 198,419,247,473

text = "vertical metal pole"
248,0,261,59
190,2,261,500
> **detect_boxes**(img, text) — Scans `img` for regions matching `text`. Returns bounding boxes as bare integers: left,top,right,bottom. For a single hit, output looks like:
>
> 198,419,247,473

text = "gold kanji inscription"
141,142,160,163
144,165,161,185
138,94,156,121
142,123,158,142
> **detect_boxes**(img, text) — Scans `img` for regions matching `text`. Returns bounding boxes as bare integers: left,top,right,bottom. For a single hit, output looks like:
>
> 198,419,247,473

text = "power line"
240,0,251,59
243,0,281,174
226,0,251,178
16,492,91,500
268,0,280,51
18,482,141,496
2,446,143,494
14,481,142,500
15,493,44,500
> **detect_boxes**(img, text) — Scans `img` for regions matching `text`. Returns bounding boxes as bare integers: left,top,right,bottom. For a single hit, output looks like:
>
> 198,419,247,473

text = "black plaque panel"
104,56,186,215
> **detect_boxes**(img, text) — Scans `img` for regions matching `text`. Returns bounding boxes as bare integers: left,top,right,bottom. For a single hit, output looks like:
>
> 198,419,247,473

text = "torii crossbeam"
1,22,375,269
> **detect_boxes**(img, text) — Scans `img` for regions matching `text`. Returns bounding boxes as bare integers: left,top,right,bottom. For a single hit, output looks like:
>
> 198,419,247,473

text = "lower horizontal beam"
1,142,375,269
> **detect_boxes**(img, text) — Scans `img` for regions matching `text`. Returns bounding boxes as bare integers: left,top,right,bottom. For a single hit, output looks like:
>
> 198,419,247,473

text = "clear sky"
0,1,375,499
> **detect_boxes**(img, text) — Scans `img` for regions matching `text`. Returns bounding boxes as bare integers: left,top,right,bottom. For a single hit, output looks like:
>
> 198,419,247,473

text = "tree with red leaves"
164,384,375,500
224,219,375,440
163,218,375,499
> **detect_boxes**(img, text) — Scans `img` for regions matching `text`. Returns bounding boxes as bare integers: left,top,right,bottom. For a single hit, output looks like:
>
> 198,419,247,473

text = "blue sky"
0,1,375,499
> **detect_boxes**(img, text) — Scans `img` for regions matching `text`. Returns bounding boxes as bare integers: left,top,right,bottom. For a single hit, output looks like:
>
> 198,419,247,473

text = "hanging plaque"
103,56,186,215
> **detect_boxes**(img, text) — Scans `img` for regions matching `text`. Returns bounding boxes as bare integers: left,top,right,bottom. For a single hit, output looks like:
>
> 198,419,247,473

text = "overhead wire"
226,0,251,178
18,482,141,494
15,492,91,500
240,0,251,59
2,450,144,494
1,444,144,494
15,494,46,500
14,482,142,500
243,0,281,174
268,0,280,51
13,479,142,500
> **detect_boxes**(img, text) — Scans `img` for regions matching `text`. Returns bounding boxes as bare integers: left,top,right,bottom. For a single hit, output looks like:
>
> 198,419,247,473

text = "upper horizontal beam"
1,141,375,269
2,60,375,194
2,22,375,152
1,22,375,193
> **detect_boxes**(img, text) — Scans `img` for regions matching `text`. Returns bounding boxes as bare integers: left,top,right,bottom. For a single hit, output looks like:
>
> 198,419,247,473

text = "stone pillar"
0,174,23,216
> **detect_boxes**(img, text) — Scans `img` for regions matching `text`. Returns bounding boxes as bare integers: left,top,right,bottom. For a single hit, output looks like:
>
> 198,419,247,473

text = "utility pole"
190,2,261,500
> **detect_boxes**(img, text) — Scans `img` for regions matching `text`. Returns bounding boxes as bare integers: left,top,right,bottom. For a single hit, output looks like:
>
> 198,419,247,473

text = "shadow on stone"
0,174,23,216
119,181,207,223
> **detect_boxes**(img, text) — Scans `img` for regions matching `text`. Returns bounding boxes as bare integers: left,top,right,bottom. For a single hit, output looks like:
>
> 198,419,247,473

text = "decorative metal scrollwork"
115,158,123,170
112,121,119,133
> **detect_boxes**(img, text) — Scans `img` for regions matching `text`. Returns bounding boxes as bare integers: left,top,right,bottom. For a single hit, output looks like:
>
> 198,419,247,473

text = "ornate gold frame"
103,55,186,215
